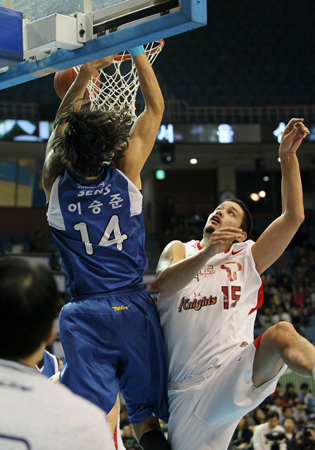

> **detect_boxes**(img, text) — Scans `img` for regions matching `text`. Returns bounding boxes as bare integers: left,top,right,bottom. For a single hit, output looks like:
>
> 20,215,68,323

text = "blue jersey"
36,350,59,378
47,167,147,297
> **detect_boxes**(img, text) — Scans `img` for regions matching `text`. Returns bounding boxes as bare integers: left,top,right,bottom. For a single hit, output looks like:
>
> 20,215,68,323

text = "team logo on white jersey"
194,265,215,282
221,262,242,282
178,295,217,313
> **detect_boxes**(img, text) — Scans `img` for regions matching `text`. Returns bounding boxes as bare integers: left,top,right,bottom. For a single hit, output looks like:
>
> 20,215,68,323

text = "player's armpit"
252,213,304,275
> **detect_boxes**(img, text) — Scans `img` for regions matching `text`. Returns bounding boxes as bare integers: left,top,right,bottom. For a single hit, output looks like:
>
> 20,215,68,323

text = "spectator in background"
230,416,253,449
283,417,298,450
293,401,308,426
297,382,310,403
284,383,298,406
270,396,284,420
0,258,114,450
296,415,315,450
293,286,307,308
253,408,267,426
304,391,315,411
281,406,295,424
253,411,287,450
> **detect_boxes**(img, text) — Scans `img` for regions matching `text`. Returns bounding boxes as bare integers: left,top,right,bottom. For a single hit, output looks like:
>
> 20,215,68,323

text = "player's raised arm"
116,47,164,189
252,118,309,275
42,56,115,200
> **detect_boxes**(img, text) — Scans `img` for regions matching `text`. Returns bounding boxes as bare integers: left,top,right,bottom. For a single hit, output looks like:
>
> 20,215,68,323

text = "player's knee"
271,321,296,348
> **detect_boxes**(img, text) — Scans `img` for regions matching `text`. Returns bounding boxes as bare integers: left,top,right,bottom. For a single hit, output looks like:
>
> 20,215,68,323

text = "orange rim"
114,39,165,61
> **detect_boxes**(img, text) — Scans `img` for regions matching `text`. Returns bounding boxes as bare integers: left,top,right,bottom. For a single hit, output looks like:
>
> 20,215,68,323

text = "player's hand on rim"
81,55,116,75
280,118,310,155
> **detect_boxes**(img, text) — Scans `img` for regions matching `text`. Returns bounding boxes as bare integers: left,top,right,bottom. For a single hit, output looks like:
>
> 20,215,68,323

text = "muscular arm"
42,68,94,200
156,228,244,295
117,52,164,189
252,118,308,274
43,57,115,201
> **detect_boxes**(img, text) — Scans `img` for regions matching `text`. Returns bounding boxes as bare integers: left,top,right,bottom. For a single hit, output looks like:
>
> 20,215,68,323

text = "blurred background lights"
250,193,260,202
259,190,266,198
155,169,166,180
190,158,198,165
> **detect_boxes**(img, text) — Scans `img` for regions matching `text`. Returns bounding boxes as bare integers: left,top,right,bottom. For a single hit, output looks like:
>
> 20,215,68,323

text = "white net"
74,40,164,119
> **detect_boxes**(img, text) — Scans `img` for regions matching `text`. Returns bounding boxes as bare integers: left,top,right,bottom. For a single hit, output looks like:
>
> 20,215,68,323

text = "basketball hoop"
74,40,164,118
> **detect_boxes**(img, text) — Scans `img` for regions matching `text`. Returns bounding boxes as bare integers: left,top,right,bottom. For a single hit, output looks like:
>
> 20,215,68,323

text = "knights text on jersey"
0,359,114,450
157,239,262,382
47,168,147,297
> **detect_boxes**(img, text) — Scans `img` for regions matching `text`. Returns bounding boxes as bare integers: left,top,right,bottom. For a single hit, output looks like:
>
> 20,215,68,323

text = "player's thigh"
168,388,235,450
194,344,285,425
120,294,169,424
59,300,122,412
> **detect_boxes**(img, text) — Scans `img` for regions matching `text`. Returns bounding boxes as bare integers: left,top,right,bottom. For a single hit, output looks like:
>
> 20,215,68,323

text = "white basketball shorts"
167,342,287,450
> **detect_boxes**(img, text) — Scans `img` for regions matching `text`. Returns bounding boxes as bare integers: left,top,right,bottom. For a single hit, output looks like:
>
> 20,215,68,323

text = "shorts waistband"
168,364,221,391
71,283,145,301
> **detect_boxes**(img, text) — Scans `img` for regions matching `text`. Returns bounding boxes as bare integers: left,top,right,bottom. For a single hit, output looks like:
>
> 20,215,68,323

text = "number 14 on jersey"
74,215,128,255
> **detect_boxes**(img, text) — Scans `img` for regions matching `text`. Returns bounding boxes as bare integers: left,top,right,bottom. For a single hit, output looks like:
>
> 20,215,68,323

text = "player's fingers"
283,118,304,136
211,234,243,244
286,118,304,128
215,227,243,233
295,122,310,136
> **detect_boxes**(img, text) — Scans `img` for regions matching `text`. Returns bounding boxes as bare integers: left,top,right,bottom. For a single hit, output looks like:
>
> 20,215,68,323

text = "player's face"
204,201,244,235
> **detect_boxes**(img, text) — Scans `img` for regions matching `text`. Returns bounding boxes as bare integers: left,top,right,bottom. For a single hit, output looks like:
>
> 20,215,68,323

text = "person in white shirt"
156,119,315,450
253,411,287,450
0,258,114,450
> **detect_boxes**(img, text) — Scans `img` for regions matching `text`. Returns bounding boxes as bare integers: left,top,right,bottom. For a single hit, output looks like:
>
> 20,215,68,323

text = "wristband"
128,46,145,58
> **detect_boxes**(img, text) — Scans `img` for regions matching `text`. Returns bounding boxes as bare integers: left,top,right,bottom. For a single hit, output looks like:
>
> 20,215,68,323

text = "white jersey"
157,239,262,382
0,359,115,450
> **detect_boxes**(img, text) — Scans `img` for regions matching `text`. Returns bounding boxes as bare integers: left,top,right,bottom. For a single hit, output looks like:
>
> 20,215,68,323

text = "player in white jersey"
156,118,315,450
0,258,114,450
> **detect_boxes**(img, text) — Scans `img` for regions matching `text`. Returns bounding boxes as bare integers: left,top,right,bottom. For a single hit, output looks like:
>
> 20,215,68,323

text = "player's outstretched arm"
156,228,244,295
42,56,115,201
252,118,309,275
117,48,164,189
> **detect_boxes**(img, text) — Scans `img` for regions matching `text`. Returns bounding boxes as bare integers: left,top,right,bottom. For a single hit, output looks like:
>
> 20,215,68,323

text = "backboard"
0,0,207,89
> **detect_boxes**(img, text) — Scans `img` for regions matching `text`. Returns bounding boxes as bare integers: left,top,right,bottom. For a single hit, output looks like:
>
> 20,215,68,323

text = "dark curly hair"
53,101,133,176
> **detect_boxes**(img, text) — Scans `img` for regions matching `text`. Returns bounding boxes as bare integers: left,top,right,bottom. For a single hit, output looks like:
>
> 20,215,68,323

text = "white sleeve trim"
47,177,66,231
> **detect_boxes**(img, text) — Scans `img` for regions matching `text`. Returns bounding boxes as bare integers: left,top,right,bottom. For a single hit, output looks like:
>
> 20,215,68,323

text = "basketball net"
74,40,164,119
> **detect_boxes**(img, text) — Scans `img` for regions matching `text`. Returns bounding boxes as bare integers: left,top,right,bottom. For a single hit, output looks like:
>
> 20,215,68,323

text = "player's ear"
238,229,247,242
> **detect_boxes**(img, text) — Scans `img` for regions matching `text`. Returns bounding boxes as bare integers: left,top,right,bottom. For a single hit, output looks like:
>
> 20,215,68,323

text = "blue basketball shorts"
59,285,169,424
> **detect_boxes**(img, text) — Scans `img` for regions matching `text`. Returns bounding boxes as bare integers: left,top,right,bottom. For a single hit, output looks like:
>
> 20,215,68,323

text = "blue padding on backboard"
0,7,23,68
0,0,206,89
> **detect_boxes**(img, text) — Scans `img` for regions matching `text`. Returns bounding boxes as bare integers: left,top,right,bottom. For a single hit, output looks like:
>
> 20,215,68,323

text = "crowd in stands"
229,381,315,449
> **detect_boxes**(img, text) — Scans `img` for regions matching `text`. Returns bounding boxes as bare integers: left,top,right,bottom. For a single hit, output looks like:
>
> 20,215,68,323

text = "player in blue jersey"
36,349,63,378
42,49,170,450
